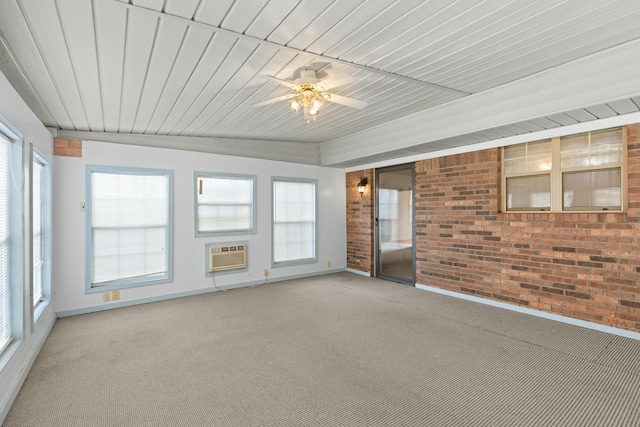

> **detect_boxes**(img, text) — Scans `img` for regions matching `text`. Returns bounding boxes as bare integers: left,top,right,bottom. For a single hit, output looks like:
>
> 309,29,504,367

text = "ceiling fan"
254,69,367,123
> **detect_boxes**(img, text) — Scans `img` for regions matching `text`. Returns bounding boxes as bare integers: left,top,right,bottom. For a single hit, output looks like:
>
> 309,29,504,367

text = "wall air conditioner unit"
209,244,247,272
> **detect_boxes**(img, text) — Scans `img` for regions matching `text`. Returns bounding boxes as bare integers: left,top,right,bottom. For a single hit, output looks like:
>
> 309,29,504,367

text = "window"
195,173,255,236
272,178,317,266
0,128,22,356
86,166,173,291
32,150,51,323
503,127,625,212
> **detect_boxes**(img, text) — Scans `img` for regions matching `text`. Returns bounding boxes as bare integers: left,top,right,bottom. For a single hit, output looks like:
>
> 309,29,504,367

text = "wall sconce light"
357,177,368,196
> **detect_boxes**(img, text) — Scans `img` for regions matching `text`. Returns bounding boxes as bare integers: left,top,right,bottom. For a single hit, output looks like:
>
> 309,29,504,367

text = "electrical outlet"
112,290,120,301
264,268,269,277
102,292,110,302
327,261,331,268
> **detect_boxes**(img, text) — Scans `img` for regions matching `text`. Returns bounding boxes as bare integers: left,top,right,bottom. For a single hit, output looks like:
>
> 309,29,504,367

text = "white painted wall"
53,140,346,314
0,71,55,421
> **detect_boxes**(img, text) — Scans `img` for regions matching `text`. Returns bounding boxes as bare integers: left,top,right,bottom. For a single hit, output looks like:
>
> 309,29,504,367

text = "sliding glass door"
375,165,415,284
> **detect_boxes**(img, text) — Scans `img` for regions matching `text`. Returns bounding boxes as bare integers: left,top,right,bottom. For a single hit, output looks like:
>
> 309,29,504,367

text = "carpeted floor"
4,272,640,426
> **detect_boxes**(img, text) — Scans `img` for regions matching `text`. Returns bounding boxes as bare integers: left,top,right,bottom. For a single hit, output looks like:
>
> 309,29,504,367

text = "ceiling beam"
113,1,471,97
58,130,321,165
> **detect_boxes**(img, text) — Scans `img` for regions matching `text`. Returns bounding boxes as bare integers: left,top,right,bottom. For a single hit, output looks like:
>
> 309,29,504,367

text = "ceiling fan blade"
263,75,299,90
326,93,367,109
253,93,297,107
317,74,354,91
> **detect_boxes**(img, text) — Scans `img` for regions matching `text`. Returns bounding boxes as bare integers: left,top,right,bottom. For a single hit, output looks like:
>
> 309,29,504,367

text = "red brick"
347,125,640,333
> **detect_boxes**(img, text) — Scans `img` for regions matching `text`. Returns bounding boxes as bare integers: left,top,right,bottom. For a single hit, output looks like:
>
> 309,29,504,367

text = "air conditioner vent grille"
209,244,246,272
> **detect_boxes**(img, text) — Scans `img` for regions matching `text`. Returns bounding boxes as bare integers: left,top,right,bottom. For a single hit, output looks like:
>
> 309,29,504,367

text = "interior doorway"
375,164,415,284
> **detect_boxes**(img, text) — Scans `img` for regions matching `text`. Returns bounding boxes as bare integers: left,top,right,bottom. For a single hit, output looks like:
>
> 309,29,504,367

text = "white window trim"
502,127,627,213
31,148,51,327
84,165,174,293
271,176,318,268
193,172,257,237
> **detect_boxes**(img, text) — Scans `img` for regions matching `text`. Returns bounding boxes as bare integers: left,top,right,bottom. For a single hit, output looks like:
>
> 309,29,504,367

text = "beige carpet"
5,272,640,426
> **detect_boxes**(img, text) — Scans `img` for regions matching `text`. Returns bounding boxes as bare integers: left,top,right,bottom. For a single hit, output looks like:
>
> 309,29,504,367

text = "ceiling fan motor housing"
295,69,320,85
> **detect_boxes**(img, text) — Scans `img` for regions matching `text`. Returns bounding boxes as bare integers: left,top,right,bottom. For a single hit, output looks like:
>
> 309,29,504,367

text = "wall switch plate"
112,290,120,301
102,292,110,302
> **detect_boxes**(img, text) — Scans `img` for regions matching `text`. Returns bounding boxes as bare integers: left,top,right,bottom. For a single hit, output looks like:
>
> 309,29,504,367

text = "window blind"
273,180,316,264
0,134,12,352
197,176,253,234
90,171,169,286
32,159,43,306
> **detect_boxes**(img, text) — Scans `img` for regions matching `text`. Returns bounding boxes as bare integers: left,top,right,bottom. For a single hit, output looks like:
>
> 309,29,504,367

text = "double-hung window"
86,166,173,291
32,150,51,323
503,127,625,212
272,178,317,266
195,173,256,236
1,128,22,357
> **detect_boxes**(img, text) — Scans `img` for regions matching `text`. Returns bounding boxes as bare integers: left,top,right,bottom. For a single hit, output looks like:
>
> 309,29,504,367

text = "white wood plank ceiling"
1,0,640,166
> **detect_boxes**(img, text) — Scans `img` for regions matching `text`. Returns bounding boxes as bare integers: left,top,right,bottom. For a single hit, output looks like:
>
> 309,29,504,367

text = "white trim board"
415,283,640,341
345,112,640,172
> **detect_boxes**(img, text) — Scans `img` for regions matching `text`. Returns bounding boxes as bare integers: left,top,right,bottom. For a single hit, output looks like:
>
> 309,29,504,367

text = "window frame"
502,127,627,213
31,148,52,326
193,172,257,237
0,119,23,366
271,176,318,268
85,165,174,293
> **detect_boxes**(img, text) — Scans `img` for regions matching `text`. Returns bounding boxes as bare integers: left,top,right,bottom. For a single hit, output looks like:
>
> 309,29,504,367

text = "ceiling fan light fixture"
311,95,324,110
289,98,301,112
256,70,365,123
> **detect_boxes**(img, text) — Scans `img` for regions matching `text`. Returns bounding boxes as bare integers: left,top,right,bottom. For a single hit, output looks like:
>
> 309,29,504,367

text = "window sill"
86,275,172,294
272,258,318,268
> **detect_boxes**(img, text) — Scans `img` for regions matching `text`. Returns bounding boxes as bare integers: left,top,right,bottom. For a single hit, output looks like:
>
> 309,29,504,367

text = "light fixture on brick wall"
357,177,368,196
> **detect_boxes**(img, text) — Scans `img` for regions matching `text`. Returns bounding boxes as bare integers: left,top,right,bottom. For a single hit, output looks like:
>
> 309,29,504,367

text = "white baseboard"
346,268,371,277
415,283,640,341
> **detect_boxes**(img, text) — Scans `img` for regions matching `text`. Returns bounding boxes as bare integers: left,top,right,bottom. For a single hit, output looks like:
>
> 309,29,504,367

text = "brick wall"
346,170,374,275
414,124,640,332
